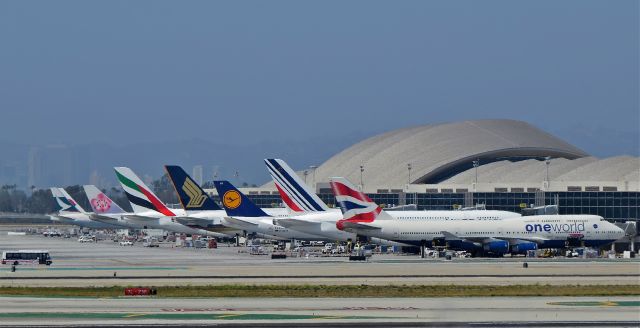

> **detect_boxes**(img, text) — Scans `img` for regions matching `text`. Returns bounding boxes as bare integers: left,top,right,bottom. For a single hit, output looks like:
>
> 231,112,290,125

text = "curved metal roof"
312,119,589,188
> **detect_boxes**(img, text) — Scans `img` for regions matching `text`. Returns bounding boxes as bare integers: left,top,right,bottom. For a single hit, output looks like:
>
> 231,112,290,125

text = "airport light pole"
360,165,364,191
545,156,551,190
303,170,308,184
310,165,317,191
472,160,479,191
407,163,412,185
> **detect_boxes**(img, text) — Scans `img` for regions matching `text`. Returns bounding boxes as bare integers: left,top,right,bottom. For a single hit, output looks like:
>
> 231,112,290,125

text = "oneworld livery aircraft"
330,177,625,256
268,158,522,246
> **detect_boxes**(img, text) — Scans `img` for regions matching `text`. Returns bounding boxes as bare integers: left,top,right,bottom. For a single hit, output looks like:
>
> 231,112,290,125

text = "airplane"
114,166,222,237
49,187,122,229
266,158,407,245
163,165,285,239
267,158,521,245
82,185,147,229
213,180,333,241
330,177,626,256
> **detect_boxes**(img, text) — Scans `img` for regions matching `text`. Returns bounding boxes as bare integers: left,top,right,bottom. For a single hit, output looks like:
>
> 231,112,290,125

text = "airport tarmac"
1,232,639,287
0,296,638,326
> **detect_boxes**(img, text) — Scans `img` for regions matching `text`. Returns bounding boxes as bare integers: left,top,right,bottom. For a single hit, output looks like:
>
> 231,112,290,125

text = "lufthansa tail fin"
114,167,175,216
264,158,329,213
82,185,126,214
164,165,221,211
213,180,269,217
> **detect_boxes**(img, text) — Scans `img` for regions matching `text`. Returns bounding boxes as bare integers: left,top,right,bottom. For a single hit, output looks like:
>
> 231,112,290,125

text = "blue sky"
0,0,638,157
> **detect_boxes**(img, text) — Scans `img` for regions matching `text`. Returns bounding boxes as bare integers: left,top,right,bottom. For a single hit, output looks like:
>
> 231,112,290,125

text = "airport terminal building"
210,120,639,244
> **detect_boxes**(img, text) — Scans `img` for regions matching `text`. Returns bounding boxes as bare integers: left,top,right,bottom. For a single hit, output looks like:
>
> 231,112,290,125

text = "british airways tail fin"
57,188,88,213
213,180,269,217
264,158,329,213
83,185,126,214
329,177,391,230
114,167,176,216
164,165,221,211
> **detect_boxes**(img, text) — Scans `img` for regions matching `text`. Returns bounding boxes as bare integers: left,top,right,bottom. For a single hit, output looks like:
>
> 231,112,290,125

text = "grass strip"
0,284,638,298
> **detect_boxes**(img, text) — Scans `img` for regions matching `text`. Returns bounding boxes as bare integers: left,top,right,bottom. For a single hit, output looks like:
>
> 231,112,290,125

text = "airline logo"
223,190,242,209
53,192,80,212
182,177,207,208
90,193,113,213
525,222,587,233
264,159,326,212
115,167,175,216
330,178,381,230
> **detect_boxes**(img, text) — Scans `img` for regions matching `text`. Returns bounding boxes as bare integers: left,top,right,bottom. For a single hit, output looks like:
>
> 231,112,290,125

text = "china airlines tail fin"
164,165,222,212
114,167,175,216
264,159,329,213
82,185,126,214
329,177,392,230
213,180,269,217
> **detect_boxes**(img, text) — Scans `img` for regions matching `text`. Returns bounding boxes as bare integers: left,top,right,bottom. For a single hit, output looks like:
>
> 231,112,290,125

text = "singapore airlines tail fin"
164,165,222,212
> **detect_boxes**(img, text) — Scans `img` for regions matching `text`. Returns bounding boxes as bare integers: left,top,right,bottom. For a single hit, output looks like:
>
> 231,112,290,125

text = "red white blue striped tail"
264,158,329,213
329,177,387,230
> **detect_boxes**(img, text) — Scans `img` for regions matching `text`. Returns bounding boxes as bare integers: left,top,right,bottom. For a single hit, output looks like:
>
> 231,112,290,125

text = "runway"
1,233,639,287
0,296,638,326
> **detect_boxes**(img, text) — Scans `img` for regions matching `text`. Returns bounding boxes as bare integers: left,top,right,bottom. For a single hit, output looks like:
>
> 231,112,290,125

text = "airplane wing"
494,236,549,244
222,216,259,228
89,213,120,224
51,215,76,224
173,216,212,228
123,215,161,222
275,218,322,229
340,221,382,232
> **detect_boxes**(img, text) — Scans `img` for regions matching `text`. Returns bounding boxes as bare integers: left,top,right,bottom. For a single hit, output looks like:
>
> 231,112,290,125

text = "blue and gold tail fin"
164,165,222,211
213,180,269,217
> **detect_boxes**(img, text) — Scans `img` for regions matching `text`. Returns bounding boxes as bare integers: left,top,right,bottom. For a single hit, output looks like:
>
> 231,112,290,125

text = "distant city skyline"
0,1,637,189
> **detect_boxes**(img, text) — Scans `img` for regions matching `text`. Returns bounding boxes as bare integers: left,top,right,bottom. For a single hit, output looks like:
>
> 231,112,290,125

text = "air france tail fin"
264,158,329,213
50,187,81,213
164,165,221,211
213,180,269,217
329,177,391,229
82,185,126,214
114,167,175,216
57,188,88,213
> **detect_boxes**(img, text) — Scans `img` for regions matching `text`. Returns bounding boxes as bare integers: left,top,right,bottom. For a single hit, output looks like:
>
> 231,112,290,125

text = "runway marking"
548,301,640,307
0,312,385,320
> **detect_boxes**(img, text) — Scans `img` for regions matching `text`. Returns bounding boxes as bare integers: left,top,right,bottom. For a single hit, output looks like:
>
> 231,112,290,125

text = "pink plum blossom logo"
91,193,112,213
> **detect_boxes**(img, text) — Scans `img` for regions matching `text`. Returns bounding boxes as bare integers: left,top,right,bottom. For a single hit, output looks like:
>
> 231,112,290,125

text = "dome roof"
312,119,589,188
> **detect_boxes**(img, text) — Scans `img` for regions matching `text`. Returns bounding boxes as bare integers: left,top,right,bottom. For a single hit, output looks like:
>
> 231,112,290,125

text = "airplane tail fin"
50,188,81,213
264,158,329,213
213,180,269,217
329,177,390,230
82,185,126,214
114,167,175,216
57,188,87,213
164,165,221,211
